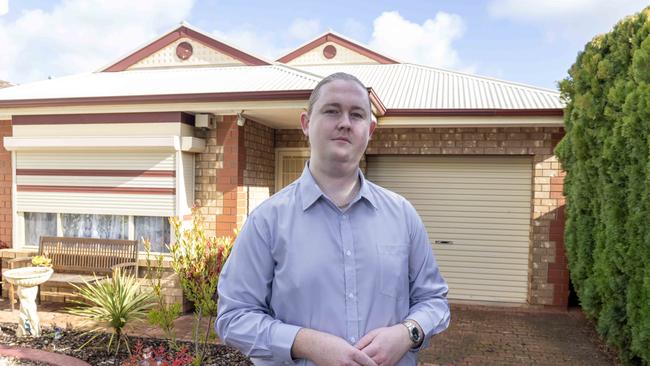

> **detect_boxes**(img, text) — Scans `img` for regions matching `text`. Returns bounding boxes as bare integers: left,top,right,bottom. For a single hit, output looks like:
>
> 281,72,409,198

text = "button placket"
340,214,359,344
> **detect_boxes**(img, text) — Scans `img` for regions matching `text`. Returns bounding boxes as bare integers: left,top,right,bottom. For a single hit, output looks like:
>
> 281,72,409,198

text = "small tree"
143,239,182,350
168,207,234,364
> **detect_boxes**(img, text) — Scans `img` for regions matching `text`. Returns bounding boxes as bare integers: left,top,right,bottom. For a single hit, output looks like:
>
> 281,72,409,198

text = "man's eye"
324,109,338,114
351,113,365,119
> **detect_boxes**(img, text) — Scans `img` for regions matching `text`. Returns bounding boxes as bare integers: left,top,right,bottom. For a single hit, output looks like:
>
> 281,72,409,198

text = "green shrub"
67,269,156,361
556,6,650,365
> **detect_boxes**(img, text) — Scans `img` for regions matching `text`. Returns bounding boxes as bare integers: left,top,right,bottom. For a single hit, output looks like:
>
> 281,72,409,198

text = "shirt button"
346,250,352,256
342,214,348,219
350,336,356,343
348,293,354,299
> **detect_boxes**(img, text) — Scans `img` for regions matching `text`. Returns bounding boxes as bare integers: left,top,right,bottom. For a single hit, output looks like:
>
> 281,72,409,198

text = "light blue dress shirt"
216,164,450,366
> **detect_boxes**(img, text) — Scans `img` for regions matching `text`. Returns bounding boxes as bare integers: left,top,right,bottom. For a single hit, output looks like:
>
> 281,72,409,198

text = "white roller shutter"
16,151,176,216
367,155,532,303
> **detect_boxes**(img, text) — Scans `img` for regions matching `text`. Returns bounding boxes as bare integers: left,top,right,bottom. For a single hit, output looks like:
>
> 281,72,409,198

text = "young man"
216,73,450,366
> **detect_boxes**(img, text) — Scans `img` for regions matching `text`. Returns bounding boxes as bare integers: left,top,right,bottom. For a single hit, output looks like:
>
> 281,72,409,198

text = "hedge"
555,6,650,365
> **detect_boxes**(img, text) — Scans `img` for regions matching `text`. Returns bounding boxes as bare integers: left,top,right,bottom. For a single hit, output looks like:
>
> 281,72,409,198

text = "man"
216,72,450,366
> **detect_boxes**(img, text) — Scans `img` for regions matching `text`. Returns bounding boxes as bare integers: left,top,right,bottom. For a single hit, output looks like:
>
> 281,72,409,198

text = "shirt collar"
298,161,378,211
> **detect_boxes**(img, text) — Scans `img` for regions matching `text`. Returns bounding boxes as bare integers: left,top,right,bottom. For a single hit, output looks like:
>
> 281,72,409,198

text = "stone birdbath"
3,266,53,337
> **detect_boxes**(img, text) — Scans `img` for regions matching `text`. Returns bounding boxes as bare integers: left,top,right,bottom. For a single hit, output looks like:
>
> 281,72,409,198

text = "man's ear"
368,118,377,139
300,112,310,137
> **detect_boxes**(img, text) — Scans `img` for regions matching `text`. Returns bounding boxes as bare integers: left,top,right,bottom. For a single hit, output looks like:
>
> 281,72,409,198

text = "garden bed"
0,323,252,366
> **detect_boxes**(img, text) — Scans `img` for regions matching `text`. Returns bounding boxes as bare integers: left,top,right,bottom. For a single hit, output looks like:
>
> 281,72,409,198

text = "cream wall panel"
17,151,174,170
16,176,175,188
16,192,175,217
129,37,245,69
287,42,379,65
13,123,191,137
367,155,532,304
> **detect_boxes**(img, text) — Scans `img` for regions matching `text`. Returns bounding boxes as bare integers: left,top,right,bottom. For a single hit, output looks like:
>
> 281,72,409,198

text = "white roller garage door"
366,155,532,303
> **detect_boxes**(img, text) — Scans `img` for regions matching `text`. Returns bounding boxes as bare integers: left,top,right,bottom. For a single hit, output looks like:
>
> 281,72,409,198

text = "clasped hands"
294,324,413,366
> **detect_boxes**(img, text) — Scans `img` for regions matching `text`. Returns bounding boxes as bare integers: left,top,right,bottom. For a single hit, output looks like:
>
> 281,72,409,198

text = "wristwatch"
401,320,423,347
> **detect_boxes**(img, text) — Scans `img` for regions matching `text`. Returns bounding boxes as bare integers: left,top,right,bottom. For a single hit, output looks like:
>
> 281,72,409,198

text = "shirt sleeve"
404,201,451,351
215,212,302,362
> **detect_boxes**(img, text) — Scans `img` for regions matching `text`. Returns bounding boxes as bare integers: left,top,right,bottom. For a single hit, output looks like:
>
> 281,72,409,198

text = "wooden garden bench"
5,236,139,308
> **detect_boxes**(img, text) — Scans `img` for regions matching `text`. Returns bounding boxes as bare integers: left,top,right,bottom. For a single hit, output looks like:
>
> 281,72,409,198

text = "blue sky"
0,0,648,90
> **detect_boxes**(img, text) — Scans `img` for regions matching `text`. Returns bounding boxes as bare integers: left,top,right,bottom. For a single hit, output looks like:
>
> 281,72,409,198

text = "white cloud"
0,0,194,84
288,18,321,41
368,11,466,69
0,0,8,16
488,0,649,42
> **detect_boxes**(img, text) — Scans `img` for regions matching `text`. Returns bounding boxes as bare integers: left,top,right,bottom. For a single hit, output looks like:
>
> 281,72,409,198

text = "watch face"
410,326,421,342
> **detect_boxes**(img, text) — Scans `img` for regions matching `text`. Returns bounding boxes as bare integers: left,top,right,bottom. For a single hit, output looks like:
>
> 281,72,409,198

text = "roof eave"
0,90,314,108
383,108,564,117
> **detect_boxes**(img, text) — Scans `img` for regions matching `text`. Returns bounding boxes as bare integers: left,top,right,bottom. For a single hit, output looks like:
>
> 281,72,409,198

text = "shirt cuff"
406,308,450,352
270,322,302,362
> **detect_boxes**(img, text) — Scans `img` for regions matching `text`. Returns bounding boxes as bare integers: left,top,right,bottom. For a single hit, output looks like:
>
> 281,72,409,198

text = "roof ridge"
272,63,324,83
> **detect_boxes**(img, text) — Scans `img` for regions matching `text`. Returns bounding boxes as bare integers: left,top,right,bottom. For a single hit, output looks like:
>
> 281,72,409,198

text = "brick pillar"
548,179,569,306
215,116,246,237
0,120,11,248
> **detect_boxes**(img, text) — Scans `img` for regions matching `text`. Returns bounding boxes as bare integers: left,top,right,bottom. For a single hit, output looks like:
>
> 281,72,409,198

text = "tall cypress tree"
557,7,650,365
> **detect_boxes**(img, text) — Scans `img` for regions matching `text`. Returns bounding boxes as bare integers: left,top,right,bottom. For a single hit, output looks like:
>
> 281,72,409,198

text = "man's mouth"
332,137,351,143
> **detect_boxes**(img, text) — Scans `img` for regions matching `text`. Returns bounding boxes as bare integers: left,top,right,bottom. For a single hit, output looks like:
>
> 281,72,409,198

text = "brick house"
0,24,568,307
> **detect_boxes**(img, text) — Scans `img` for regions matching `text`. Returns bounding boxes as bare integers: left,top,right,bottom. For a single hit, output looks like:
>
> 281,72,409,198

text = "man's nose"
337,112,352,129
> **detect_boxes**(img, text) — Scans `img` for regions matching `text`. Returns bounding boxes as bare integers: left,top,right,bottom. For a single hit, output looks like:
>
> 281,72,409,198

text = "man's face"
301,79,376,166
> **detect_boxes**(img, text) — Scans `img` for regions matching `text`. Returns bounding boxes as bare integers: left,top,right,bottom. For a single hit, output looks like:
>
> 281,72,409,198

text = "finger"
355,329,378,349
361,344,379,358
352,350,379,366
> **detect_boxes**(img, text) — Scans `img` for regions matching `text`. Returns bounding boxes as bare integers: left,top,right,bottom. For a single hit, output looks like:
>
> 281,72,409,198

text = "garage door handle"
435,240,454,245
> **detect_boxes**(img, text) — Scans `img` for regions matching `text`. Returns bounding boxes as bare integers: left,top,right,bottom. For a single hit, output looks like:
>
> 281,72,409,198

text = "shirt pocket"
377,244,409,298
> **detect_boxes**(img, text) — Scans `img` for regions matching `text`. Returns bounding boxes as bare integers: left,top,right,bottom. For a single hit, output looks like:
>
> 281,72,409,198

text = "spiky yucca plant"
67,269,156,362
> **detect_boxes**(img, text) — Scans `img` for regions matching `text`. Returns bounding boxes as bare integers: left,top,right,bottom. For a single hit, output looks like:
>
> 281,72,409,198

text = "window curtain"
62,214,128,239
134,216,170,253
24,212,57,246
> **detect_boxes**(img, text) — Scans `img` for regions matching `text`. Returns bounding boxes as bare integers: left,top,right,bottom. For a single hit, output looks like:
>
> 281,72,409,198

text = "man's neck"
309,159,360,209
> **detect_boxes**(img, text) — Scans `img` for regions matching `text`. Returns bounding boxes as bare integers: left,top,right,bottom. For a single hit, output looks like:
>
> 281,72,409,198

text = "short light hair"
307,72,371,116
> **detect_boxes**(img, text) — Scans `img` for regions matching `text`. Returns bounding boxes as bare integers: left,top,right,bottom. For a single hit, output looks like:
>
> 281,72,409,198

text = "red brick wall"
243,120,275,192
0,120,11,248
275,126,568,307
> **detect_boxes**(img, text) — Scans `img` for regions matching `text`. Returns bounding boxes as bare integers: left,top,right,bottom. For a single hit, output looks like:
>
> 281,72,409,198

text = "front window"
21,212,172,253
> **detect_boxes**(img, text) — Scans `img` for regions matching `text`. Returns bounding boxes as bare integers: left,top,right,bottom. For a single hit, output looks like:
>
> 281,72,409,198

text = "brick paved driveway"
0,301,616,365
418,304,616,366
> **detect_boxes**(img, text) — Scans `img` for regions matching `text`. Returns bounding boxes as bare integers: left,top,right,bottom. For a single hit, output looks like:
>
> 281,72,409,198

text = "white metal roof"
0,65,320,101
296,64,563,110
0,61,562,111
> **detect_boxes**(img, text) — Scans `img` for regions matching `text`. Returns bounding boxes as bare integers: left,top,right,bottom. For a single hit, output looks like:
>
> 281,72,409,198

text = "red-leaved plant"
121,340,193,366
167,206,235,364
